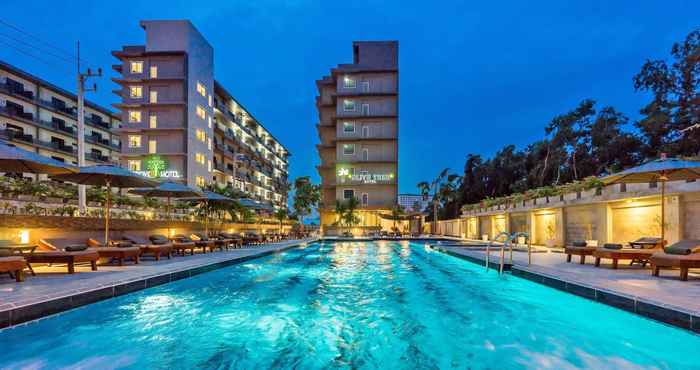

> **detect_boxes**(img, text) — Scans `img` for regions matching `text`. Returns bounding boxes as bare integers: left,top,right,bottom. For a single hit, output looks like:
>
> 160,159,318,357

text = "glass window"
196,129,206,142
362,193,368,205
130,61,143,74
128,135,141,148
149,65,158,78
343,76,356,89
127,160,141,171
343,100,356,111
128,110,141,123
343,144,355,155
343,189,355,200
148,139,156,154
196,105,206,120
195,176,205,187
196,82,206,97
149,114,157,128
208,138,212,150
149,90,158,103
130,86,143,98
343,121,355,133
195,152,205,164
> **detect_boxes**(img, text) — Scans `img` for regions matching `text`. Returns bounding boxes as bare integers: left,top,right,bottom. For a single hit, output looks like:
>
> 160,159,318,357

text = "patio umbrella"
238,197,273,211
129,181,202,220
51,165,159,244
0,140,77,175
179,191,238,234
602,155,700,242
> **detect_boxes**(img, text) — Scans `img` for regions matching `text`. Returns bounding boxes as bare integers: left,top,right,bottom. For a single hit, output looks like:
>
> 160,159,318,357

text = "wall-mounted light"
19,230,29,244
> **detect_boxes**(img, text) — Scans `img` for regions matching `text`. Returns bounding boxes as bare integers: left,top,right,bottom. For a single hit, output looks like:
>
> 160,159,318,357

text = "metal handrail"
487,231,532,275
486,232,510,272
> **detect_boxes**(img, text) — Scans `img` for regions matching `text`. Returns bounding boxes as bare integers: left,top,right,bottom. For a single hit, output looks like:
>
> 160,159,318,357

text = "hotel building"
0,60,121,170
398,193,430,213
112,20,289,208
316,41,399,234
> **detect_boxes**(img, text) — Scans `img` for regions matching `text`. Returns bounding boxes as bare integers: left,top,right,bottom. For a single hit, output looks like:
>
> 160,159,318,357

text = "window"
208,95,212,107
343,144,355,155
208,160,212,172
196,105,206,120
361,103,370,115
362,148,369,161
195,152,205,165
343,189,355,200
149,114,157,128
362,125,370,138
343,76,356,89
195,176,205,187
130,86,143,98
148,139,156,154
128,110,141,123
130,61,143,74
208,116,212,128
362,193,368,205
196,82,206,97
196,129,206,142
149,65,158,78
149,90,158,103
128,160,141,171
343,121,355,133
208,138,212,150
343,100,356,111
128,135,141,148
361,81,370,92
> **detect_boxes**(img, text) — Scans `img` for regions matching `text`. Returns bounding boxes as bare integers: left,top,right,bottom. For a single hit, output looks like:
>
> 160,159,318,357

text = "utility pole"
76,41,102,215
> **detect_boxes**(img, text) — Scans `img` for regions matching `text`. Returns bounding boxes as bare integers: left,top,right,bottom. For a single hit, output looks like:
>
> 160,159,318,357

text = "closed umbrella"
602,155,700,243
0,140,77,175
51,165,159,244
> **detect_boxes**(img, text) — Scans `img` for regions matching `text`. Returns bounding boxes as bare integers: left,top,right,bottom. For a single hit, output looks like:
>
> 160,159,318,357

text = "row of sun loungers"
1,231,299,281
565,237,700,281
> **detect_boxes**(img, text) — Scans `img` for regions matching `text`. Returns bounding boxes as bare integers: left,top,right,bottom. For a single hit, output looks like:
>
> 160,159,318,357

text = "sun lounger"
650,240,700,281
218,232,243,249
191,233,222,252
34,239,99,274
0,255,27,282
86,238,141,266
151,235,194,256
565,241,597,264
593,242,663,269
170,235,204,254
121,235,173,261
243,233,263,246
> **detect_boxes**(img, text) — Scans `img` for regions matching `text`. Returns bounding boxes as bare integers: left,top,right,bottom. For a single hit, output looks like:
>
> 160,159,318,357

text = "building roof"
0,59,119,119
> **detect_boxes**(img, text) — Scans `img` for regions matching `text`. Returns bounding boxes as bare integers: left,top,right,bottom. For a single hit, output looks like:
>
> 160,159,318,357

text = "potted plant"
585,223,598,247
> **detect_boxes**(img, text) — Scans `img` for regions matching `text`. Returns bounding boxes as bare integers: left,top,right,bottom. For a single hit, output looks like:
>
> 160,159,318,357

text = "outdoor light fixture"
19,230,29,244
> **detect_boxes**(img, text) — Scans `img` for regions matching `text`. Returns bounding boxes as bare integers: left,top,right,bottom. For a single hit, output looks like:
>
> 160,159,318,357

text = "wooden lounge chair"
218,232,243,249
149,235,194,256
86,238,141,266
0,255,27,282
168,235,201,255
564,241,597,264
121,235,173,261
593,242,663,269
191,233,222,252
650,240,700,281
243,233,263,246
34,239,99,274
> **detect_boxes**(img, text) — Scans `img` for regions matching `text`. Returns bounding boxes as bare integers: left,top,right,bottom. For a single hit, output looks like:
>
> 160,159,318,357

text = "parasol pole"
660,174,667,244
104,178,111,245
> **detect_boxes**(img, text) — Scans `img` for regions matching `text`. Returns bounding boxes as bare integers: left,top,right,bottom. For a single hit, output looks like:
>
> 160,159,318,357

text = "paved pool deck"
0,238,316,329
433,245,700,333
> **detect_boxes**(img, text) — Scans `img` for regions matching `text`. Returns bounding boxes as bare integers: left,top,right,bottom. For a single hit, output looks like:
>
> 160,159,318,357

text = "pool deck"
431,245,700,333
0,238,316,329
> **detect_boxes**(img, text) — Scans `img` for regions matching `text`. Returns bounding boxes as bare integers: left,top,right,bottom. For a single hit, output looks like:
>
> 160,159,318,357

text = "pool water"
1,241,699,369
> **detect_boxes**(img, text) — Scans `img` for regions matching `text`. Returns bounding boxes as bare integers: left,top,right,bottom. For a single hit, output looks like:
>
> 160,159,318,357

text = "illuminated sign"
136,155,182,178
337,168,394,184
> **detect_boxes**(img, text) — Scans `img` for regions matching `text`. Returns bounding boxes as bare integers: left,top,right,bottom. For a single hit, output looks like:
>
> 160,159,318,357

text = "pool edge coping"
429,245,700,335
0,240,315,330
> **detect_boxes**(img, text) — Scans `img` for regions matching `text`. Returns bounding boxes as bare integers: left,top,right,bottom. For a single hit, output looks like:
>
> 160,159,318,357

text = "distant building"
398,193,430,213
0,60,121,173
112,20,289,208
316,41,399,234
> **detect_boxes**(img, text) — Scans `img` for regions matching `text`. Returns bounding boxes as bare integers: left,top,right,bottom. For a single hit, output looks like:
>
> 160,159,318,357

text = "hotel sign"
337,168,394,184
136,155,182,179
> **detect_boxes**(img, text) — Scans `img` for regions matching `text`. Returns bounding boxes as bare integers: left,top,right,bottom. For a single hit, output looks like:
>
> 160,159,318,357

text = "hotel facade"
316,41,399,234
0,61,121,171
112,20,289,208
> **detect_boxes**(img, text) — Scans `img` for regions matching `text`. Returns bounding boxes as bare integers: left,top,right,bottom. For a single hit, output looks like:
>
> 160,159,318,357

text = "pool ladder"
485,232,532,274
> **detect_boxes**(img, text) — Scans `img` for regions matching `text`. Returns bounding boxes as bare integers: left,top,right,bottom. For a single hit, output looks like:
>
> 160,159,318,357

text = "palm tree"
418,168,461,234
334,199,347,235
391,204,405,232
273,208,288,234
342,197,360,234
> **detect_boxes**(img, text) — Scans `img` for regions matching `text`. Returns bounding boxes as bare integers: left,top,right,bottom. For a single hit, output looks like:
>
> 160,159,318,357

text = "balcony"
0,105,34,122
0,82,35,100
85,152,110,163
0,129,34,145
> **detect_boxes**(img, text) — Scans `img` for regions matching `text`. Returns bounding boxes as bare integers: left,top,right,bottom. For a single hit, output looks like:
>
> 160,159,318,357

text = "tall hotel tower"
315,41,399,235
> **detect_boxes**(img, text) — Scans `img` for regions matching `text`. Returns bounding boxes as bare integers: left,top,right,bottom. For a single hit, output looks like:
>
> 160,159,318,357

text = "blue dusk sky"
1,1,699,196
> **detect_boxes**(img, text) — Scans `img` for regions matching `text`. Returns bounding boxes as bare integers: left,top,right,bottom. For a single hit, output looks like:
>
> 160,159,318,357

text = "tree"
273,208,288,233
333,199,347,234
390,204,405,232
418,168,461,233
342,197,360,233
292,176,320,231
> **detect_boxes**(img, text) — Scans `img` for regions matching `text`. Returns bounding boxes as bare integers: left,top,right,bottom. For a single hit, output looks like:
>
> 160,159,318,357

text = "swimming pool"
1,241,698,369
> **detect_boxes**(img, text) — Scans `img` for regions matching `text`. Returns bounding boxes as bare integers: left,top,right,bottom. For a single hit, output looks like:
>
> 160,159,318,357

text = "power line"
0,32,74,64
0,39,71,71
0,18,89,64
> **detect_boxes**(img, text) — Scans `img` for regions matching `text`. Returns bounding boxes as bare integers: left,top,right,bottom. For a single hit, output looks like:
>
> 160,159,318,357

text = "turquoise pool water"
1,241,699,369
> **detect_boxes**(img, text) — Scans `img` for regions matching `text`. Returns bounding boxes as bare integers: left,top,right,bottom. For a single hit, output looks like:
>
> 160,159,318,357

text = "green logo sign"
145,155,167,178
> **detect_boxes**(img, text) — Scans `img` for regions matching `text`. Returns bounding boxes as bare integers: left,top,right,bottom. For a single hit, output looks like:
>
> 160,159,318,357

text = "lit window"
195,152,205,165
208,160,212,172
343,76,356,89
343,144,355,155
196,105,206,120
196,82,206,97
148,140,156,154
130,86,143,98
343,189,355,200
343,121,355,133
196,129,206,142
149,65,158,78
128,160,141,171
208,116,212,128
207,138,212,150
128,135,141,148
195,176,205,187
130,61,143,74
149,114,157,128
149,90,158,103
128,110,141,123
208,95,212,107
343,100,356,111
